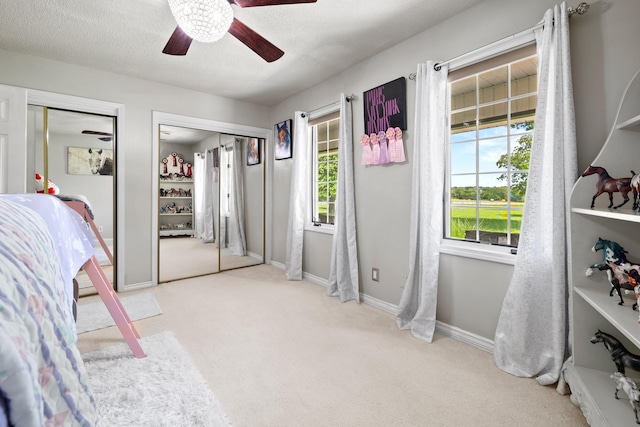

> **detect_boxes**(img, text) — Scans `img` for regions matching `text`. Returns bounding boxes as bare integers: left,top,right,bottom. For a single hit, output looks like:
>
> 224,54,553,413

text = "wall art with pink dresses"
360,127,406,166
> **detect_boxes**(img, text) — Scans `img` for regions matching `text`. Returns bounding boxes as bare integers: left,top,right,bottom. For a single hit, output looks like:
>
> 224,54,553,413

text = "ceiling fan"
82,130,113,142
163,0,317,62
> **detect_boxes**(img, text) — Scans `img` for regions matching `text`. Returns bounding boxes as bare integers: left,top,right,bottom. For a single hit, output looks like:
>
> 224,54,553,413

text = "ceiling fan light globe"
168,0,233,43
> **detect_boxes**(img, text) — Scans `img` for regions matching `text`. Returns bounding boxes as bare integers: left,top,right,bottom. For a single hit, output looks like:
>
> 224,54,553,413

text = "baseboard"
269,260,284,270
302,271,329,288
435,321,494,353
268,262,494,353
123,281,153,292
360,293,398,314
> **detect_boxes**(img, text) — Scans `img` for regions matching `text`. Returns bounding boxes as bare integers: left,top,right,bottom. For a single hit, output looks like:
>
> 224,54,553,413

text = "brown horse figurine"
581,165,633,209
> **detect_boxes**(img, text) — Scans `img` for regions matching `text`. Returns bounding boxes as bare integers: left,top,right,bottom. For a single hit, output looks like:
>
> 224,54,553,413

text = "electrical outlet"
98,225,104,232
372,268,379,282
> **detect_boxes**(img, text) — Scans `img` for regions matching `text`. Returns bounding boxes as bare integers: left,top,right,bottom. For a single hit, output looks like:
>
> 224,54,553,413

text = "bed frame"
64,200,145,358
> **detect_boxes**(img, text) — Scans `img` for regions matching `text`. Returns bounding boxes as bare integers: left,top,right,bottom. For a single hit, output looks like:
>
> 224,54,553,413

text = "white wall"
269,0,640,341
0,49,271,286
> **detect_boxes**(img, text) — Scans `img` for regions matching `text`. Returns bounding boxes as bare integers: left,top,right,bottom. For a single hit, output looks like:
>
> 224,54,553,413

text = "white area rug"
94,245,112,266
76,292,162,334
82,331,232,426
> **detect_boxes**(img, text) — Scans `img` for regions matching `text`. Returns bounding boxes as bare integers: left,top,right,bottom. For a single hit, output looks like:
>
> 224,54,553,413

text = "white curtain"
285,112,309,280
395,61,449,343
327,94,359,302
493,2,578,387
228,139,246,256
193,151,216,243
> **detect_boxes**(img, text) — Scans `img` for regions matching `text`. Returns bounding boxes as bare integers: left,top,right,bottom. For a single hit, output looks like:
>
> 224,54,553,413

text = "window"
446,46,537,249
309,111,340,230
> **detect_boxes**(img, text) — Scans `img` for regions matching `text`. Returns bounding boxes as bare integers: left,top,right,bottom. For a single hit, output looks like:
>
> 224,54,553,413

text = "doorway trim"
28,89,125,291
152,111,272,286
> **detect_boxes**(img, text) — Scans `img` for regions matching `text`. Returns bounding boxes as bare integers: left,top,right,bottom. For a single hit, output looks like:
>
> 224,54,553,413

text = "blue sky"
449,125,531,187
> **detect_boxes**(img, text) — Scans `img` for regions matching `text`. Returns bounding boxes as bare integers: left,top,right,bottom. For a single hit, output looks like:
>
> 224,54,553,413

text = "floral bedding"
0,196,96,426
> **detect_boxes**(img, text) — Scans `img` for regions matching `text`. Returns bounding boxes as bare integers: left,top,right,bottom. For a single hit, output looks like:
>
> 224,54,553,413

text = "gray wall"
0,49,271,286
48,133,115,240
29,118,115,241
1,0,639,342
268,0,640,341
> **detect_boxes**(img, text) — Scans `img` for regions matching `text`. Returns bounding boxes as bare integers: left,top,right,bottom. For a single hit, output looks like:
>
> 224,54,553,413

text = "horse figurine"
632,171,640,211
581,165,633,209
611,372,640,424
88,148,114,176
591,330,640,374
586,238,640,317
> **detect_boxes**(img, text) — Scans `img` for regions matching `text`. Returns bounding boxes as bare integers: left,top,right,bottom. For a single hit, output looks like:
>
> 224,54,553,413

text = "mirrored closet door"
158,126,264,283
218,134,265,272
28,106,116,296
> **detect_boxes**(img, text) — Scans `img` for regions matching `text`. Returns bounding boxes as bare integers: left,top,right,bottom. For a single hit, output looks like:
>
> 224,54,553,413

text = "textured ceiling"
0,0,485,106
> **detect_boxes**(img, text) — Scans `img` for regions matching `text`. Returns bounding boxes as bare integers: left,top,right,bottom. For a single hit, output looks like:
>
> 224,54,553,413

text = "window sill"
304,224,334,235
439,239,516,265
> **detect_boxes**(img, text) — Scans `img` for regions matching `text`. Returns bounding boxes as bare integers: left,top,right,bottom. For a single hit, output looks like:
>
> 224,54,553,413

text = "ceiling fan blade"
231,0,317,7
228,18,284,63
98,137,112,142
82,130,112,136
162,26,193,56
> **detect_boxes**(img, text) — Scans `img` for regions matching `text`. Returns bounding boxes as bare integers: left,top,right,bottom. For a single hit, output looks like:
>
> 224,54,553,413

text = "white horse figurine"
586,237,640,321
611,372,640,424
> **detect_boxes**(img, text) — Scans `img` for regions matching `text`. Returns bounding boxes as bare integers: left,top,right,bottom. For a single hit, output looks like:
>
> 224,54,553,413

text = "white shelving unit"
565,69,640,426
158,153,194,237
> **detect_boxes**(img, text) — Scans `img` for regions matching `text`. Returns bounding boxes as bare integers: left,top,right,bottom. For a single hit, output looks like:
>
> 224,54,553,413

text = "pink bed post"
82,256,146,358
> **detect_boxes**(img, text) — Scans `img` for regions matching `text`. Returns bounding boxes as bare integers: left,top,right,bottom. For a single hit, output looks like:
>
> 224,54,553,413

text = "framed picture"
274,119,292,160
246,138,261,166
67,146,114,176
363,77,407,134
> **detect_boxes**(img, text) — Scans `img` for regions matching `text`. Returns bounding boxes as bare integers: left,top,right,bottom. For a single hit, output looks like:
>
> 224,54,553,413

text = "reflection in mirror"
28,106,116,297
218,135,264,272
158,126,265,281
159,125,218,282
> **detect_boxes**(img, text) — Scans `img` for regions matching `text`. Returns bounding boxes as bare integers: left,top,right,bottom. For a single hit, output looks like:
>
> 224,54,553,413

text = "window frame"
220,144,233,217
441,32,537,265
305,104,340,234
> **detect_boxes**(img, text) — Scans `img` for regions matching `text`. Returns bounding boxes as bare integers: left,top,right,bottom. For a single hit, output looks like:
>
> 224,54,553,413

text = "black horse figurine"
592,330,640,374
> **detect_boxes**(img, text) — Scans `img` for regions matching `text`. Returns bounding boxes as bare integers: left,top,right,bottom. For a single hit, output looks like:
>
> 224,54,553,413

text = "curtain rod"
300,94,357,118
408,1,590,80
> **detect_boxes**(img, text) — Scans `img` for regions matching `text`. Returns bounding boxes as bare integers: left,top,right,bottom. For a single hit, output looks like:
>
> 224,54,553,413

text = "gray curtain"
327,94,359,302
395,60,449,343
228,138,246,256
285,112,309,280
193,150,216,243
493,2,578,387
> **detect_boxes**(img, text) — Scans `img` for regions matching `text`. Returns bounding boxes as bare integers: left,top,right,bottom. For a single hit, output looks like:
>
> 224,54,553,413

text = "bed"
0,194,97,426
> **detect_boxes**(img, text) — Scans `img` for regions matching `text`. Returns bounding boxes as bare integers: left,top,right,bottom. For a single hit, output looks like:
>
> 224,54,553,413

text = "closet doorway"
28,106,116,296
156,122,267,283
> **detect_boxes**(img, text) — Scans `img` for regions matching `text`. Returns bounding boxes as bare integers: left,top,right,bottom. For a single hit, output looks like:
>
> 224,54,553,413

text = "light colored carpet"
82,331,232,427
94,244,112,266
76,292,162,334
77,265,589,427
159,236,261,282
